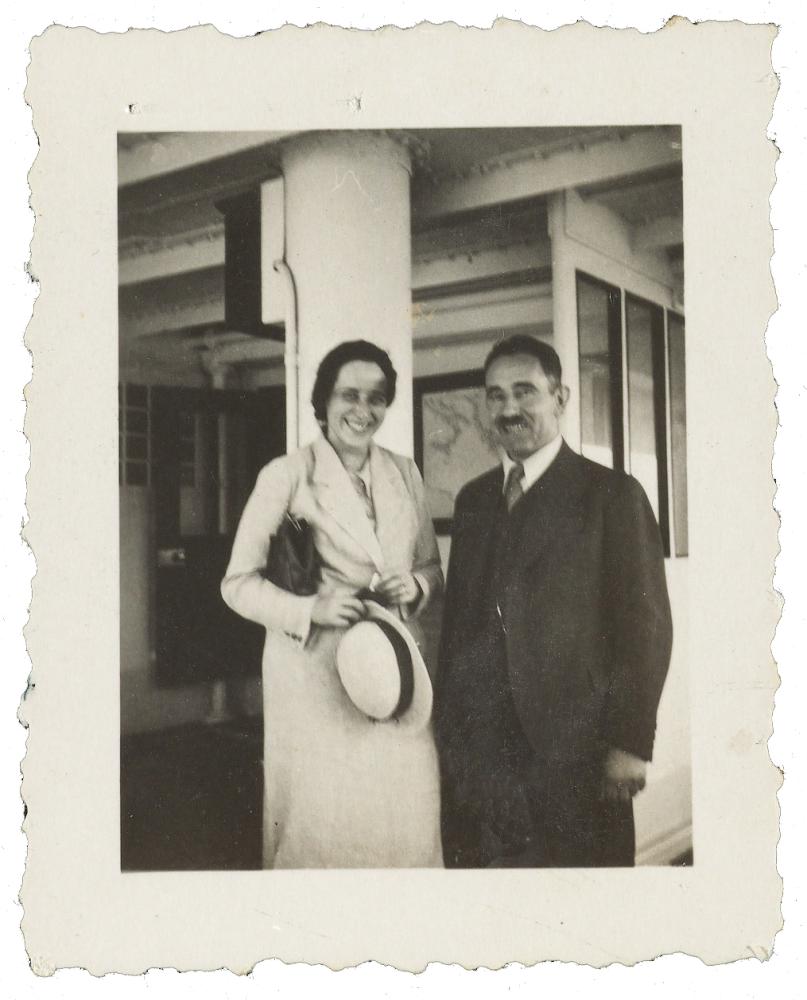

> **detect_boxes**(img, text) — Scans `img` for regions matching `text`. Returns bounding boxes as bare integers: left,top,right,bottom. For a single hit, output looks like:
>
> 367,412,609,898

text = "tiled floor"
121,718,263,871
121,716,692,870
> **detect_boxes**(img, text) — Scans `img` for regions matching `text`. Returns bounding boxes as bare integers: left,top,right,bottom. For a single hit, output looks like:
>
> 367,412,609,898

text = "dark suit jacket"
434,442,673,866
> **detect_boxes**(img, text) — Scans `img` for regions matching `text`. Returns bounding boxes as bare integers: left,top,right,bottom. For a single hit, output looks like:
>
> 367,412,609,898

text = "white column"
280,132,414,455
548,191,582,451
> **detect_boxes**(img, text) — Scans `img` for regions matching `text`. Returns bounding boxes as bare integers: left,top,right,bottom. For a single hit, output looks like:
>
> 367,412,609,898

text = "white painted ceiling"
118,127,683,375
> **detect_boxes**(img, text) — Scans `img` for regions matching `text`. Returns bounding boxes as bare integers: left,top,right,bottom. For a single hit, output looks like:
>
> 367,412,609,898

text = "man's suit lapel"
311,434,385,570
459,466,504,586
512,442,588,565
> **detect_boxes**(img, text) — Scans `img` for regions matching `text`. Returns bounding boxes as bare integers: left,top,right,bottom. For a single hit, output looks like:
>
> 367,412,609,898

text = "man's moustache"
496,418,529,430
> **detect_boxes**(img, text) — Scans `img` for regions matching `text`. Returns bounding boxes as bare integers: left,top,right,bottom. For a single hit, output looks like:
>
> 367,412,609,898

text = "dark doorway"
121,384,284,871
149,385,285,687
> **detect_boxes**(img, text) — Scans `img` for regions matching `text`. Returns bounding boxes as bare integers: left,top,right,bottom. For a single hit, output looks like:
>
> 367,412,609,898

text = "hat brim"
337,601,433,732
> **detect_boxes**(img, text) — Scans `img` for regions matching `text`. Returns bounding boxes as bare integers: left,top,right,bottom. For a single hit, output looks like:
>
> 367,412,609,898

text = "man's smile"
498,418,531,432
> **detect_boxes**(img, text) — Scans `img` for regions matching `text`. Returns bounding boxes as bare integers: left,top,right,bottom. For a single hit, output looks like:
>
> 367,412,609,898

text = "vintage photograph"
118,126,691,872
21,19,782,971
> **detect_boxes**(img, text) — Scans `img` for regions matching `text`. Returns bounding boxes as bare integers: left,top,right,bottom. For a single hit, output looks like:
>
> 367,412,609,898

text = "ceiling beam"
413,267,551,304
118,131,291,187
119,226,225,286
632,214,684,251
413,129,682,221
412,286,552,340
120,228,552,295
412,241,550,291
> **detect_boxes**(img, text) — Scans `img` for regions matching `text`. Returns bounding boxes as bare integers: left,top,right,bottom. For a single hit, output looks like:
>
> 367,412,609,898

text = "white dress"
222,434,445,868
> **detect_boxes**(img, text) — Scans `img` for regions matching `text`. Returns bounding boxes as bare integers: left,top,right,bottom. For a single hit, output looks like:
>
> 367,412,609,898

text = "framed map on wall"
413,370,501,534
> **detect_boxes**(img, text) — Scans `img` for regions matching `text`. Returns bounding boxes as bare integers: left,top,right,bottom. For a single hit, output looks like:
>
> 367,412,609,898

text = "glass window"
668,312,688,556
126,408,149,434
119,383,152,487
626,295,669,554
577,273,623,470
127,434,148,461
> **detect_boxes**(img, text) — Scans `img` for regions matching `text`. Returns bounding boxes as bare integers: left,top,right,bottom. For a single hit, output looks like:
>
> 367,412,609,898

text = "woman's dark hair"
484,334,563,388
311,340,398,425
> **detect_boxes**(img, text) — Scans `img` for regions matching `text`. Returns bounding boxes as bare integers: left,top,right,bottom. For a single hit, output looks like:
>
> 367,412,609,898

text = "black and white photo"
21,21,781,971
117,126,691,870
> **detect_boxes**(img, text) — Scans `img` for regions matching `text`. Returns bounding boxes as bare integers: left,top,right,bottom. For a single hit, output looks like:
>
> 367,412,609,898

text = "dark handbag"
264,514,321,596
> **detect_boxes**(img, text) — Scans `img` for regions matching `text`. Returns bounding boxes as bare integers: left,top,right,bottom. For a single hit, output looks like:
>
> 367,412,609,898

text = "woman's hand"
375,572,421,607
311,594,367,628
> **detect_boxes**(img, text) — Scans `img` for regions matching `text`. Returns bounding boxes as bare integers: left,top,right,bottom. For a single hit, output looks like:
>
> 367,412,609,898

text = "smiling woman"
220,339,446,869
324,363,390,459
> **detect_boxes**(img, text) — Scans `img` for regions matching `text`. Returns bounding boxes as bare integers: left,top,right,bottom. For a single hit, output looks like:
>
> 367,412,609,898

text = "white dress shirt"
501,433,564,495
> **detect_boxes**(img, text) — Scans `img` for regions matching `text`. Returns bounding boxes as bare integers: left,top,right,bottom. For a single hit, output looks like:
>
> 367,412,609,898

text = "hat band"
372,619,414,720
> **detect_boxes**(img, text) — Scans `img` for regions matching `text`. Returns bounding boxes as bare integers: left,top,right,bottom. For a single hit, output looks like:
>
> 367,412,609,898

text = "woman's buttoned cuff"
285,593,318,646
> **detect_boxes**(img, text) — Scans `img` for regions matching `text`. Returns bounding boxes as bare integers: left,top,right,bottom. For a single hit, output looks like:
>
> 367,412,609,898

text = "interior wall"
634,558,692,863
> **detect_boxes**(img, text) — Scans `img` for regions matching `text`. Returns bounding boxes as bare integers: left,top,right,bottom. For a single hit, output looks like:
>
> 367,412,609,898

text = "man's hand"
600,748,647,803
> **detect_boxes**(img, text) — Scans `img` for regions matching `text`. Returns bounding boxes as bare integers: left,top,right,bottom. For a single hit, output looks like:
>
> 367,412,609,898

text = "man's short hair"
484,334,563,388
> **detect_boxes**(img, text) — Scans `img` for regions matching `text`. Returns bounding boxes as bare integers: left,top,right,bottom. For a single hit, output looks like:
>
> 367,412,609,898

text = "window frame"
119,382,152,487
666,309,689,558
624,291,671,557
575,271,686,559
575,270,625,473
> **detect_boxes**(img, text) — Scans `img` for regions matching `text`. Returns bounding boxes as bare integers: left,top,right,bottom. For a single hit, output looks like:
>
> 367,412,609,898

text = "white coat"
222,434,444,868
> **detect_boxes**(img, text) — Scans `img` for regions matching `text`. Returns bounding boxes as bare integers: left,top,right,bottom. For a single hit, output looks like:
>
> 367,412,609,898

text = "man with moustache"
434,334,673,868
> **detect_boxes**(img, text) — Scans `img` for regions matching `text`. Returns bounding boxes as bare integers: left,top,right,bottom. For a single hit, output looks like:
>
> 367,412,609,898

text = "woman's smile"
325,360,389,457
344,415,374,433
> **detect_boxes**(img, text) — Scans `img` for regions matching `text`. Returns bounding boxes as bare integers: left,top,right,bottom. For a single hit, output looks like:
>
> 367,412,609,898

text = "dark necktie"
504,462,525,512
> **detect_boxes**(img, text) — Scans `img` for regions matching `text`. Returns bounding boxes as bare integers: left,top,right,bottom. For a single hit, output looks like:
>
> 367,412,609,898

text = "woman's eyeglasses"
331,389,388,408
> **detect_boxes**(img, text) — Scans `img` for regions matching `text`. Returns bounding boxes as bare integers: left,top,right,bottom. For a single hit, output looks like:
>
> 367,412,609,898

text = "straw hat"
336,600,433,731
